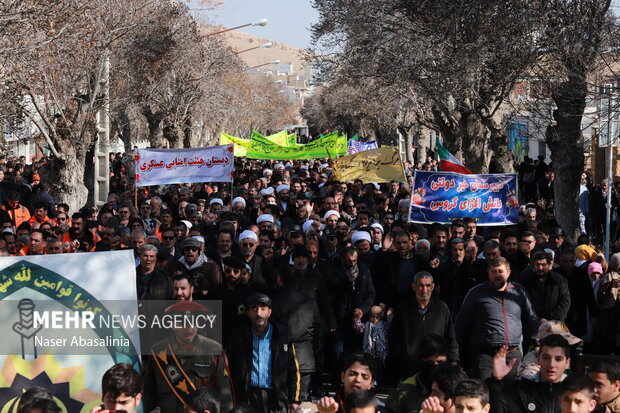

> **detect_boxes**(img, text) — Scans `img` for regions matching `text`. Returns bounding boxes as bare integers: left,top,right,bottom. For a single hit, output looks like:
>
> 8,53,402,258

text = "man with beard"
429,225,450,265
143,301,234,413
61,212,86,251
226,293,301,413
208,256,254,347
456,257,539,380
517,251,571,322
276,184,295,219
169,238,222,298
208,229,239,271
434,238,477,316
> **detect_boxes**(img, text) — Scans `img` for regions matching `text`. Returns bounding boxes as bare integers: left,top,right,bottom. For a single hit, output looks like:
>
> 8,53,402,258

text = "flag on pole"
436,138,472,174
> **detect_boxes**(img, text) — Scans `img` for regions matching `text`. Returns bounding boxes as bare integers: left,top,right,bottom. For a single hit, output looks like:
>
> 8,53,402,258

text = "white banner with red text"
134,145,235,186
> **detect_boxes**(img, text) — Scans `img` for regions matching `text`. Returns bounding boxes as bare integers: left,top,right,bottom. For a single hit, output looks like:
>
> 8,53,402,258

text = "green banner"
225,132,345,160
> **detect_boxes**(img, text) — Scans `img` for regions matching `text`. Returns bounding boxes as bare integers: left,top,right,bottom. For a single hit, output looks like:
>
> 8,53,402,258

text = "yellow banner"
219,133,248,157
331,147,406,183
266,131,289,147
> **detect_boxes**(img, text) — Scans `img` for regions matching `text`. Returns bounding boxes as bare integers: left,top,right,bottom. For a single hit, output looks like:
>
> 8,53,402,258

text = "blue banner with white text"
409,171,519,226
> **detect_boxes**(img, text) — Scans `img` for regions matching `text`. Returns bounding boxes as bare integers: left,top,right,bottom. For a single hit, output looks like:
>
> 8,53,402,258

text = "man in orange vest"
29,203,53,225
3,191,30,227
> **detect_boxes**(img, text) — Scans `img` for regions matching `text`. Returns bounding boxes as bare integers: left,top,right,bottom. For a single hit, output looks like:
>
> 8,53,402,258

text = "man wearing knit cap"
168,237,222,299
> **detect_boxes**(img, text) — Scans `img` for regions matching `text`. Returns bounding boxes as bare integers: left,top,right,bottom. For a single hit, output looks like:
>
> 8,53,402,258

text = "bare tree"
310,0,546,173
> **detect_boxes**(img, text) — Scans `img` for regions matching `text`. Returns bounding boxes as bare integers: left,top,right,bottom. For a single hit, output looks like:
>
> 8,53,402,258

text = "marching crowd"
1,153,619,413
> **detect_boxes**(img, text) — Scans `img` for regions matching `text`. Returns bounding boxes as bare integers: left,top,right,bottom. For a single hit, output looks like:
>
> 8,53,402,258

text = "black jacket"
272,286,321,372
226,322,301,405
332,262,376,327
517,270,571,321
390,295,459,377
434,259,478,316
487,376,562,413
290,267,336,331
557,264,597,337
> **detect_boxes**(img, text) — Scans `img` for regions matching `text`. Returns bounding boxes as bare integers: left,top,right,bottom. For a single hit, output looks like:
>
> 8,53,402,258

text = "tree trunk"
143,106,166,148
488,128,516,173
45,155,88,212
163,124,183,148
460,112,491,174
546,75,586,240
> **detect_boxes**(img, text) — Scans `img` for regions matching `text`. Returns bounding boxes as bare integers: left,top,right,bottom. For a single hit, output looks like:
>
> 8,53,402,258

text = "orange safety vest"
3,205,31,227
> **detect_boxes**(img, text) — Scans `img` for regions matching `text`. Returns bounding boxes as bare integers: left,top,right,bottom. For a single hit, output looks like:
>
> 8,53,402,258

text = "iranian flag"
436,138,472,174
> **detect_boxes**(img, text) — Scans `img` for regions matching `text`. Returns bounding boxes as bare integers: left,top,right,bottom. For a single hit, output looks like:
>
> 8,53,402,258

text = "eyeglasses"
241,243,255,248
163,236,175,240
58,217,67,221
183,247,199,252
119,210,129,214
224,267,241,274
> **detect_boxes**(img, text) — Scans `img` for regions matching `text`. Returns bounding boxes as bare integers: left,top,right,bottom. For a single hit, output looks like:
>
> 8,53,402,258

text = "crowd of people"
2,153,620,413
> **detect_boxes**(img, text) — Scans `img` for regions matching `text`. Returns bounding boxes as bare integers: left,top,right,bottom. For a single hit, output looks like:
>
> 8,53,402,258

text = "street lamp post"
206,19,268,36
237,42,273,54
246,60,280,70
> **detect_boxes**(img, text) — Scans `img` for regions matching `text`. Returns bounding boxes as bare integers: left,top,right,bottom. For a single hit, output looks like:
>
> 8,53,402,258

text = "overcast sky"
192,0,319,49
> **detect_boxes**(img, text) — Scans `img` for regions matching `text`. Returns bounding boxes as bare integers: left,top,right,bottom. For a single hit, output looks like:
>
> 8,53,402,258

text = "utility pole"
94,52,110,207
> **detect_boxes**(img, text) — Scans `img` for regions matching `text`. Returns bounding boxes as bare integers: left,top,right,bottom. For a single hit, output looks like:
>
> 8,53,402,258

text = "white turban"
274,163,284,169
260,187,275,196
180,219,192,229
191,235,205,245
371,182,380,190
300,165,309,171
239,230,258,242
323,210,340,221
263,169,273,176
351,231,372,244
209,198,223,206
370,222,384,234
302,220,315,233
276,184,290,193
232,197,246,208
257,214,274,224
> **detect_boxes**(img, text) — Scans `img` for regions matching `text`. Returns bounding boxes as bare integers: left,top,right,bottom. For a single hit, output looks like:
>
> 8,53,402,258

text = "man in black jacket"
330,246,376,356
517,251,571,322
390,271,458,380
226,292,301,413
272,265,321,402
487,334,572,413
